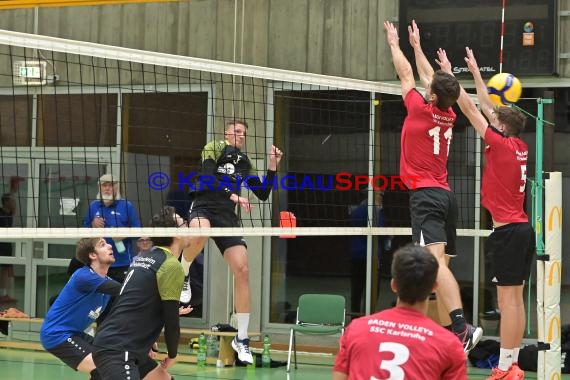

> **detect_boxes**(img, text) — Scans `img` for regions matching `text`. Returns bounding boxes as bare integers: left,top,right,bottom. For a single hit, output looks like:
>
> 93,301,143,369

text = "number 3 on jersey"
428,126,452,156
371,342,410,380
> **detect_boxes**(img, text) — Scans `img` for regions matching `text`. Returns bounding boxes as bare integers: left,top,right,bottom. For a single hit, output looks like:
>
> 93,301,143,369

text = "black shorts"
485,222,535,286
46,333,94,370
188,200,247,253
409,188,458,256
92,349,158,380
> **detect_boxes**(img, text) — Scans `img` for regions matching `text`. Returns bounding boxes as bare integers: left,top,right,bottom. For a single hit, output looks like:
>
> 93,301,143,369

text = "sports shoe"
486,364,525,380
486,367,511,380
509,364,525,379
231,337,253,364
456,324,483,354
179,275,192,305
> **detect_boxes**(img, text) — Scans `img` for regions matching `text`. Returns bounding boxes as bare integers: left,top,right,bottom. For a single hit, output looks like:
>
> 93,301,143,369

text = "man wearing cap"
83,174,142,283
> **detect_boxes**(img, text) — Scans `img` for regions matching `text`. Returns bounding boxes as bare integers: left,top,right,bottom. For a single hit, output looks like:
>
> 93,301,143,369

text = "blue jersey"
83,199,142,267
40,266,112,349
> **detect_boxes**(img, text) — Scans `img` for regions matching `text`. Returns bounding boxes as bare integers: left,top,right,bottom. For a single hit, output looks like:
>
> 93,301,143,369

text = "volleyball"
486,73,522,106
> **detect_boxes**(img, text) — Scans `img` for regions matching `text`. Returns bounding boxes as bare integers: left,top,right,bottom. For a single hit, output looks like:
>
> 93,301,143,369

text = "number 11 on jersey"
428,126,452,156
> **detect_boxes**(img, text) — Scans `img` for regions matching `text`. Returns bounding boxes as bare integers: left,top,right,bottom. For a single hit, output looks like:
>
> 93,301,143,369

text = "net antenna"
499,0,506,73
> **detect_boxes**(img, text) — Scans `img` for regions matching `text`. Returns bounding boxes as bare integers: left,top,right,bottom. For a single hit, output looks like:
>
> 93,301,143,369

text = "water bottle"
197,333,207,367
262,334,271,368
206,334,218,358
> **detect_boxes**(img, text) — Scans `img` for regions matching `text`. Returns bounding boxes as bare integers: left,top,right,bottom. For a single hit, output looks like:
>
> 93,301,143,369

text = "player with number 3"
333,245,466,380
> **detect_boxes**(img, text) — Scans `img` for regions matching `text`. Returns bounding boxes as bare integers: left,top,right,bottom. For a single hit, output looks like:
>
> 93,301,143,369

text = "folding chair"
286,293,345,372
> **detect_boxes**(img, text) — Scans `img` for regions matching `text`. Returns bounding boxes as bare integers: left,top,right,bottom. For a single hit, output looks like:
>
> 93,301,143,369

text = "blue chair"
286,293,346,372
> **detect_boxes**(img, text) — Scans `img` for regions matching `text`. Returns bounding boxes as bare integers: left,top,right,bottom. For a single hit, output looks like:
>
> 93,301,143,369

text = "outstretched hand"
408,20,421,49
464,47,480,75
268,145,283,170
384,21,399,47
435,48,452,74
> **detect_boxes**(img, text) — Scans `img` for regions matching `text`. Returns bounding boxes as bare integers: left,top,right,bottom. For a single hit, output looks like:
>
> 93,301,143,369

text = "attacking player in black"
179,119,283,364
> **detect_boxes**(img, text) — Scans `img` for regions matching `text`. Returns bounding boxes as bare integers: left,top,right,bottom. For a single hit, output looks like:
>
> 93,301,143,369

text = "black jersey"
206,140,256,184
93,246,184,357
194,140,275,206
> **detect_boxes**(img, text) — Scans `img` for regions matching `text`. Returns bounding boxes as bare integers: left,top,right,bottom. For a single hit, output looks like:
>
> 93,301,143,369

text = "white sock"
513,347,520,364
235,313,249,340
180,255,192,277
498,348,514,371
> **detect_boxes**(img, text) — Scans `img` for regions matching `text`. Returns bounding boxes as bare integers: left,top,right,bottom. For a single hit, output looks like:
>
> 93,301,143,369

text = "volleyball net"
0,28,496,239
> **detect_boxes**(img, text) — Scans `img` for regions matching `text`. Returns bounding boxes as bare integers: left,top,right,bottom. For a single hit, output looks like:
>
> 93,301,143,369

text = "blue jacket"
83,199,142,267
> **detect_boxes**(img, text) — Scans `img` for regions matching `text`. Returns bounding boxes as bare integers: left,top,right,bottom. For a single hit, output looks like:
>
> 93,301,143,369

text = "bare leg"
183,217,211,263
223,245,250,313
435,254,452,326
497,285,525,348
142,364,172,380
425,243,462,314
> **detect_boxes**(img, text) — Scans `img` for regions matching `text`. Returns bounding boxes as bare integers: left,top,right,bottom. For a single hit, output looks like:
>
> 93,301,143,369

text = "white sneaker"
231,337,253,364
180,275,192,304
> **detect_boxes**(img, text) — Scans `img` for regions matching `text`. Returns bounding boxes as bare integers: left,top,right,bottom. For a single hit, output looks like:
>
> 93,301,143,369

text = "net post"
534,97,545,361
534,97,561,379
538,171,562,379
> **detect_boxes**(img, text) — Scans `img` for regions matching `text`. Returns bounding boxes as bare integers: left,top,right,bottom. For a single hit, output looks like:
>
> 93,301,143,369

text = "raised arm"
435,48,488,137
384,21,415,100
243,145,282,201
464,47,498,126
408,20,434,89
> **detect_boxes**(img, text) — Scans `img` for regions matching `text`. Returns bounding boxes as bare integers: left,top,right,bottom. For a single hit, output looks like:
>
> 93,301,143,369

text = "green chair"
286,293,346,372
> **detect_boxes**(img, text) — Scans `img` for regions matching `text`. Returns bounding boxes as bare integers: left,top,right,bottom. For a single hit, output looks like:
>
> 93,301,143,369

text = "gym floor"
1,346,565,379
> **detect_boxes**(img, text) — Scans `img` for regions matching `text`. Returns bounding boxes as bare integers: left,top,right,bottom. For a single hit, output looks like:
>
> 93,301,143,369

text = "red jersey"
400,89,456,190
334,306,466,380
481,127,529,223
